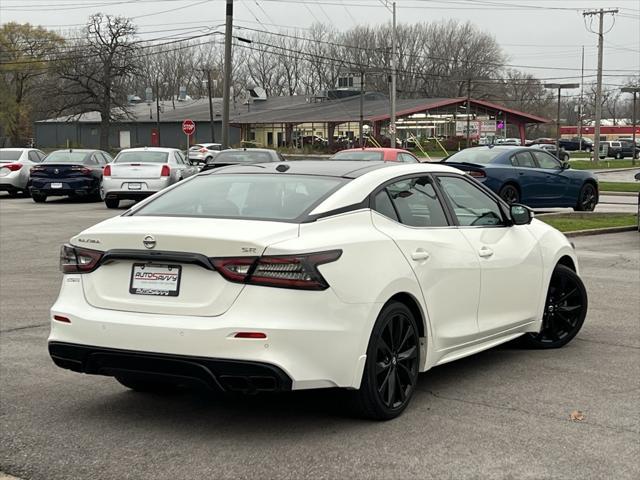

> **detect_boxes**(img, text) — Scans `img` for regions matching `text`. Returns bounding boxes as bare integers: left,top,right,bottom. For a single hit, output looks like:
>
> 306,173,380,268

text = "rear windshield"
0,150,22,161
133,174,346,221
210,150,273,163
332,151,383,161
43,151,89,163
115,151,169,163
445,148,504,164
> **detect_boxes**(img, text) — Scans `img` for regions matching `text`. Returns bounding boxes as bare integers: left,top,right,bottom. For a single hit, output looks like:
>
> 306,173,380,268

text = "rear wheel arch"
557,255,576,272
386,292,426,340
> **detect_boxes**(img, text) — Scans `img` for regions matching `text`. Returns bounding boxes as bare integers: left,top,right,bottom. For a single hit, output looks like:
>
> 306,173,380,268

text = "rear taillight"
103,165,111,176
70,166,92,175
31,165,45,173
161,165,171,176
211,250,342,290
1,163,22,171
468,170,486,179
60,244,103,273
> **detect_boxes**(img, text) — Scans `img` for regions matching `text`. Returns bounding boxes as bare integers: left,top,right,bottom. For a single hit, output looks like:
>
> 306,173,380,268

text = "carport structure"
231,94,549,148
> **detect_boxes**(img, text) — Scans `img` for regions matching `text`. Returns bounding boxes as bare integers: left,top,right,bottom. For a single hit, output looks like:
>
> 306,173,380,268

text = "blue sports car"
444,146,599,211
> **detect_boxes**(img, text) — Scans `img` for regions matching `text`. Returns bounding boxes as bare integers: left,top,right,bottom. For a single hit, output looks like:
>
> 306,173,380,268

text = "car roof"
223,148,276,153
338,148,410,153
203,160,457,179
50,149,100,153
119,147,177,152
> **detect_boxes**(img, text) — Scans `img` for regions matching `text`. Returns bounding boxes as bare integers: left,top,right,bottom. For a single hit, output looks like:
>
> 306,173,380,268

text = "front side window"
374,176,449,227
437,175,504,227
133,174,347,221
531,151,561,169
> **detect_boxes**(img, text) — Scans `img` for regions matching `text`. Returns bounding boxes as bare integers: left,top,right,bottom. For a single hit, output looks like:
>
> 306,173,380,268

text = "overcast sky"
1,0,638,89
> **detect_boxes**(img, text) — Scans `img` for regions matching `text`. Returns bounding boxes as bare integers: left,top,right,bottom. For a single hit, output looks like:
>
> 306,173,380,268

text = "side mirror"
510,203,533,225
562,161,570,170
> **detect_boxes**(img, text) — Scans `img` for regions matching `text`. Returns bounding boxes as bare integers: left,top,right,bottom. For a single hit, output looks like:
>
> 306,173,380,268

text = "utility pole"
205,69,215,142
222,0,233,148
621,86,640,166
578,46,584,151
155,78,161,146
544,83,580,153
466,78,471,147
359,71,365,148
390,1,397,148
583,8,618,163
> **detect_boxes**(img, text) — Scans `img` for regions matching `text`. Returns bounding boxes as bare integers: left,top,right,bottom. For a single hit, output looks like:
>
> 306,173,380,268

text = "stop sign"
182,119,196,136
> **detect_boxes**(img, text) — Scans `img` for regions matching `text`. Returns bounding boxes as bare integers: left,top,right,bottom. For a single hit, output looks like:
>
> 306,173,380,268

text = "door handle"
478,246,494,258
411,249,430,261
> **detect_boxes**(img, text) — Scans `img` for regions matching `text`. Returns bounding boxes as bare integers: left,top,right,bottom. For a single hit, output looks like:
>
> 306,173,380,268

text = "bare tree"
55,14,139,149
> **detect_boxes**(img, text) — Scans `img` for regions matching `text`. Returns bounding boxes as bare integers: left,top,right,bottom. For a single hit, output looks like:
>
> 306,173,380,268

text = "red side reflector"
53,315,71,323
234,332,267,339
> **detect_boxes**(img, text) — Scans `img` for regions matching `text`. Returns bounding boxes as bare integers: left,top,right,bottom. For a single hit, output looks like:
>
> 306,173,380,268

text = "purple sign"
497,121,505,130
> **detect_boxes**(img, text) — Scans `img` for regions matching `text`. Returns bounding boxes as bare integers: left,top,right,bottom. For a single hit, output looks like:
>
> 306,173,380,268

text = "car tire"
519,264,587,349
563,153,570,162
498,184,520,204
574,183,597,211
115,375,180,393
615,152,623,159
105,198,120,209
31,192,46,203
351,301,420,420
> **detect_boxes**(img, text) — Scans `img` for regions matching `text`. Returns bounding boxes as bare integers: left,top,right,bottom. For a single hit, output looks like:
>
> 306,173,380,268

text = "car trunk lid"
76,216,299,316
109,162,167,179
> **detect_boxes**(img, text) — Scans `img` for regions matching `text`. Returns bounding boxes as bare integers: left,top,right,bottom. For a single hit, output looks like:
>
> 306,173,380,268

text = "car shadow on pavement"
62,344,525,431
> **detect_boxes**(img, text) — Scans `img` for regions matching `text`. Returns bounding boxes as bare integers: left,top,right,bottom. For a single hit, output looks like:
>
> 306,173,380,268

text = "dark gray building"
34,98,241,150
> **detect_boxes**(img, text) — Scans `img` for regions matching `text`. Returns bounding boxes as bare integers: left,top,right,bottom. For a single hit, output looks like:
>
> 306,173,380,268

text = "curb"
0,474,23,480
601,191,639,197
564,225,638,237
594,167,640,173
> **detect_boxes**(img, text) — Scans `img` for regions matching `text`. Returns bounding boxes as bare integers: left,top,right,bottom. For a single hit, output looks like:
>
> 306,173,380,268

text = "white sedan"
101,147,198,209
49,161,588,419
0,148,47,196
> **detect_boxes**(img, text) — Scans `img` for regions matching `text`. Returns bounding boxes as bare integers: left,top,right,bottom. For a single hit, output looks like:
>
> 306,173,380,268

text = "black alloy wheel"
521,264,587,349
105,198,120,209
499,184,520,204
575,183,597,211
353,302,420,420
31,192,46,203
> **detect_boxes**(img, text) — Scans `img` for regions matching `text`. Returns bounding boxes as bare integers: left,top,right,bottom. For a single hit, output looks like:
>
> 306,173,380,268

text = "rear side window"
115,151,169,163
375,177,449,227
134,174,347,221
511,151,535,168
398,153,418,163
373,190,399,221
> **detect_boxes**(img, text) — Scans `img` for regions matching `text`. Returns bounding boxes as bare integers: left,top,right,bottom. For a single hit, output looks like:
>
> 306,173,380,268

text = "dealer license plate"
128,183,142,190
51,182,63,189
129,263,181,296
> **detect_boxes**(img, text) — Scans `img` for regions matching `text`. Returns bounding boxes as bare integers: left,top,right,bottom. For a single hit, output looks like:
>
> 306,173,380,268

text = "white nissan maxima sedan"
49,161,588,419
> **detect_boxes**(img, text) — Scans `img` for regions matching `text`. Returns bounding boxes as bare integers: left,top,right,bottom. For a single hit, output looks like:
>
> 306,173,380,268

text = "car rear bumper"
30,178,98,196
49,341,292,393
49,277,377,390
0,172,26,190
102,177,171,199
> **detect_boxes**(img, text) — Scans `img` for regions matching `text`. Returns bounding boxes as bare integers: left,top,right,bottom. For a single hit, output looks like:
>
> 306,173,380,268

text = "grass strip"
538,213,637,232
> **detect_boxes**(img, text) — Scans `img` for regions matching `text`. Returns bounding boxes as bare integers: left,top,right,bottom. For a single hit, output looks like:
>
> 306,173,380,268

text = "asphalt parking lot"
1,197,639,480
